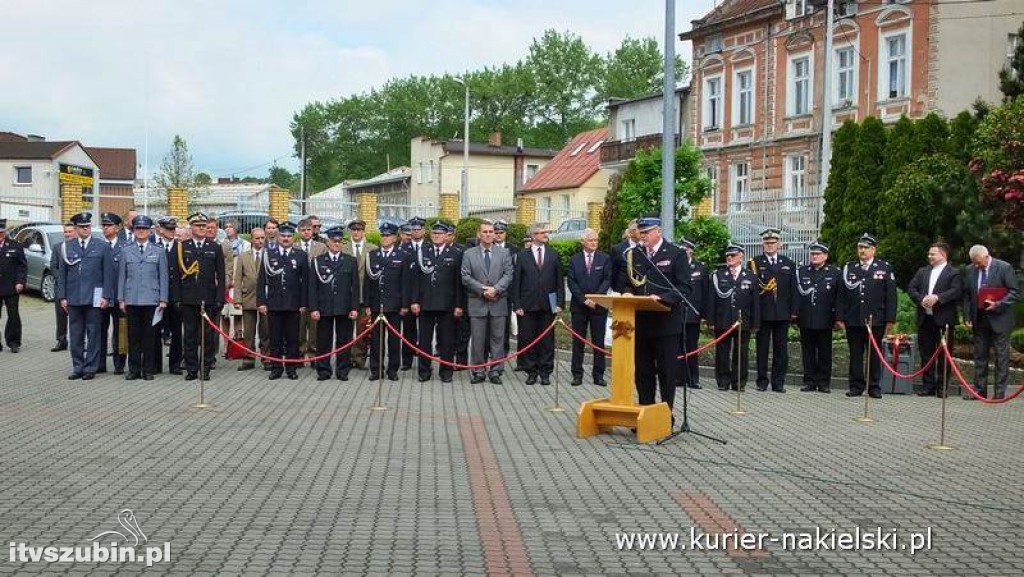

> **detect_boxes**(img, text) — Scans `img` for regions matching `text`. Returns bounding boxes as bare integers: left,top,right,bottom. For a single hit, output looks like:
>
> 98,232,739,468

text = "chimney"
487,131,502,147
26,134,46,142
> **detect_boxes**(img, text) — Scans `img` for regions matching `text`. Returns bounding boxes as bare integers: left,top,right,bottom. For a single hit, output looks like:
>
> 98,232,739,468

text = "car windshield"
46,232,64,248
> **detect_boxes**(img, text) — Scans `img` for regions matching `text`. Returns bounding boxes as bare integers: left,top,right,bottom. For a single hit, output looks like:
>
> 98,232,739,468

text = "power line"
208,152,294,177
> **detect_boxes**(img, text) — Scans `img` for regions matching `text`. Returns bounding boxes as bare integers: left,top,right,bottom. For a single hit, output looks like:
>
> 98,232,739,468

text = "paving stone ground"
1,296,1022,576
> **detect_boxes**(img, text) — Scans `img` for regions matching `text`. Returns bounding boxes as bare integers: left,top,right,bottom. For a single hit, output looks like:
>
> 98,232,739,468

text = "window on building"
785,155,806,209
705,165,720,214
790,55,811,116
731,162,749,207
734,69,754,126
539,197,552,223
1008,33,1020,74
837,1,858,17
570,143,587,156
884,33,908,99
14,166,32,185
704,76,722,130
621,119,636,141
707,34,723,54
525,164,539,182
835,46,857,106
428,159,435,182
561,195,571,218
786,0,812,20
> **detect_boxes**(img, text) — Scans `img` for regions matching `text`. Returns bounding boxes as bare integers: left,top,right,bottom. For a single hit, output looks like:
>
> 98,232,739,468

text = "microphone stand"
630,246,726,445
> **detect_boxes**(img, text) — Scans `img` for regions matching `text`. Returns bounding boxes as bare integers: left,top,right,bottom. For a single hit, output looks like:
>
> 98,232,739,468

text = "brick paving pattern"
1,296,1022,575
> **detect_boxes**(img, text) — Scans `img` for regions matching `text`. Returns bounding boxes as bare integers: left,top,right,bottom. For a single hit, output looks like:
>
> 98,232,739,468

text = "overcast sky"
1,0,713,179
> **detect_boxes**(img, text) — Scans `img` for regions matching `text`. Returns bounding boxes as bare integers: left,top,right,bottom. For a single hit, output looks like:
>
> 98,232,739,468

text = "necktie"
139,244,145,254
536,247,543,268
80,240,86,250
732,267,739,280
980,266,988,288
484,249,491,272
256,250,262,265
332,253,338,263
355,244,361,261
586,252,592,273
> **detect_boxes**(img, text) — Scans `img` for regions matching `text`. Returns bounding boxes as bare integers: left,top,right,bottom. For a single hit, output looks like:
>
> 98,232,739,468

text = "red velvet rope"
383,316,557,370
941,344,1024,404
202,311,378,364
866,328,943,381
678,323,741,360
555,319,740,360
556,319,611,357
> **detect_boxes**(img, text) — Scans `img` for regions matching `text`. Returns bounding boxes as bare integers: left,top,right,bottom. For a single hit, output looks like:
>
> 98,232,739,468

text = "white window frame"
417,162,424,184
834,45,857,107
787,0,812,20
428,159,434,182
704,75,723,131
879,29,911,101
525,163,539,182
784,155,806,210
730,162,749,208
620,118,636,141
14,166,32,185
705,164,720,215
1008,33,1019,72
733,67,755,127
788,53,813,117
539,197,552,224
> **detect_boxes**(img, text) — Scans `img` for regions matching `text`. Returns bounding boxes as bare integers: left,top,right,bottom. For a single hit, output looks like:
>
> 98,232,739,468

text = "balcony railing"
599,133,681,165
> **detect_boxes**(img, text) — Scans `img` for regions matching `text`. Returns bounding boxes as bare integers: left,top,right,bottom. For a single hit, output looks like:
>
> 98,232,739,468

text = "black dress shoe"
513,366,526,372
756,385,767,392
51,342,68,352
818,388,831,394
916,390,936,397
317,374,331,381
868,390,882,399
418,375,431,383
594,380,606,387
368,374,380,381
238,364,255,371
489,375,502,385
718,386,729,391
336,373,349,381
800,385,817,392
113,368,124,375
525,375,537,385
401,365,413,371
286,371,298,380
68,373,83,380
540,378,551,386
125,374,139,381
470,375,486,384
687,383,702,389
169,369,183,375
143,375,154,381
570,377,582,387
9,346,19,353
993,392,1006,400
386,372,399,381
268,372,282,380
82,374,95,381
845,391,862,397
441,376,453,383
772,388,785,393
96,368,107,374
185,372,198,381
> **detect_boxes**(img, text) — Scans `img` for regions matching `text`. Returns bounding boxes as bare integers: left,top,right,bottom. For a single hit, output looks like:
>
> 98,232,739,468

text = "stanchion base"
546,406,567,413
927,443,955,451
728,408,748,416
370,406,389,412
577,398,671,443
853,416,875,423
191,403,215,410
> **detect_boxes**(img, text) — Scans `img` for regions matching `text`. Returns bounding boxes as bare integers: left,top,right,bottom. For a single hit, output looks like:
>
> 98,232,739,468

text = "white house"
0,139,100,222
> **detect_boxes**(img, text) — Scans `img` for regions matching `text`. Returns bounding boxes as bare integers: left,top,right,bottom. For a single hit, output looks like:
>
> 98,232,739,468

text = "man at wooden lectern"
618,216,692,413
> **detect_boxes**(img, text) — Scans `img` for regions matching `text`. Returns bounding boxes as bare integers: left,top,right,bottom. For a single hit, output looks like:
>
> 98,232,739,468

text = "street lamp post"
455,77,470,219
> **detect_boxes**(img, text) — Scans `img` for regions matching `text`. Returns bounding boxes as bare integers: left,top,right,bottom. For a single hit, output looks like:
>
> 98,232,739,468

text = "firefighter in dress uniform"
794,241,841,393
308,226,360,381
411,221,464,384
257,221,308,381
709,243,761,391
364,222,412,382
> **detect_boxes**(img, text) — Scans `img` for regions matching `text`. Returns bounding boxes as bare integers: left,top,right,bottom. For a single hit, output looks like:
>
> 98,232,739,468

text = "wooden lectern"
577,294,672,443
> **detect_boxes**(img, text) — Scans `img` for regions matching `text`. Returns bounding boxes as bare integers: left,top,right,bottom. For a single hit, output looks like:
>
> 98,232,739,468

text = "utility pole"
661,0,677,241
300,125,306,214
820,0,836,203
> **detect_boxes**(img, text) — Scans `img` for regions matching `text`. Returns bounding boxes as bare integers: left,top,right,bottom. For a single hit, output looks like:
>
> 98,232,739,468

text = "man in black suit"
962,244,1020,400
364,222,412,381
410,222,464,383
609,219,640,293
308,226,360,381
257,221,308,381
906,242,964,397
511,224,564,385
708,243,760,391
619,217,692,410
566,228,611,387
173,213,226,381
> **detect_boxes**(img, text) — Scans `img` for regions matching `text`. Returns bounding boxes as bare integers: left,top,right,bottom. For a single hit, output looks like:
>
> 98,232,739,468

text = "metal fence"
727,189,823,264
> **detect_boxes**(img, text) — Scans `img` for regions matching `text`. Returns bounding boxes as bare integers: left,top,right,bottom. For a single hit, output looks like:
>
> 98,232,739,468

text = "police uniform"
257,221,308,380
58,212,115,379
173,212,226,380
364,222,412,381
398,216,427,370
794,241,841,393
838,233,897,398
411,222,464,383
99,213,130,374
308,226,360,381
0,219,27,352
748,228,798,392
677,238,709,389
709,243,761,391
117,215,169,380
154,218,182,374
618,217,692,410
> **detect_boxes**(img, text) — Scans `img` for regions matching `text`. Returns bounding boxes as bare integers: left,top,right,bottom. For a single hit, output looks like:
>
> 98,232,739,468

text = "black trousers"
316,315,354,377
570,307,607,381
401,314,417,368
799,328,833,391
158,304,183,372
756,320,789,390
125,305,157,377
369,311,402,376
181,304,218,373
917,317,950,394
518,310,555,378
846,325,885,396
636,331,677,409
418,310,455,379
715,328,751,390
54,297,67,344
678,322,701,386
268,310,300,374
973,313,1010,397
99,306,125,371
0,294,21,348
455,314,471,364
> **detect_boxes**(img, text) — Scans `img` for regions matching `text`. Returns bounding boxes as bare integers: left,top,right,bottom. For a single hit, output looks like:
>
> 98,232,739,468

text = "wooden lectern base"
577,398,672,443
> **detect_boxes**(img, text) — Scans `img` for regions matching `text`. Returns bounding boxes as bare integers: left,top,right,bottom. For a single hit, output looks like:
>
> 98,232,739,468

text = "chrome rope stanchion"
371,313,388,412
193,303,214,410
928,326,955,451
728,315,747,416
546,320,565,413
854,314,874,423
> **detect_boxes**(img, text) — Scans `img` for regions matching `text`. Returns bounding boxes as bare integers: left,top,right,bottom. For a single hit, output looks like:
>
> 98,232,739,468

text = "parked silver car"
547,217,589,242
12,223,103,302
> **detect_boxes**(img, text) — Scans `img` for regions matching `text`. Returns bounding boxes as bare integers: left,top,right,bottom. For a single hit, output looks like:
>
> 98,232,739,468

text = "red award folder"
978,287,1008,309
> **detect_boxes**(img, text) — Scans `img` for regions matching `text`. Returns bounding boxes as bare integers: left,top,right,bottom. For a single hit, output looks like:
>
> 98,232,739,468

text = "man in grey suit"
50,223,75,352
962,245,1020,400
461,220,514,384
118,215,169,380
58,212,114,380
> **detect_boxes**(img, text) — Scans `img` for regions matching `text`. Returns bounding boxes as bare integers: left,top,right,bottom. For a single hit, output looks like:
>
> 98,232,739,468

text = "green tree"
525,29,605,148
999,20,1024,102
268,166,298,191
195,172,212,186
602,36,686,100
466,64,535,140
971,94,1024,254
839,117,887,265
154,135,201,202
820,120,859,262
881,116,921,192
677,216,730,266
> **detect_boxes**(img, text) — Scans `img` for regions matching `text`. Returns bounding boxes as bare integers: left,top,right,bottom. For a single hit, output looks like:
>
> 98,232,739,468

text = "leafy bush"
1012,328,1024,353
894,289,917,334
547,239,583,274
954,323,973,344
678,216,731,267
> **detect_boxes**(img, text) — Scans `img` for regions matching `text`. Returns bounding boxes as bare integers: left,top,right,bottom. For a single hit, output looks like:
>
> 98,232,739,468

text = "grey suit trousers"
470,315,507,377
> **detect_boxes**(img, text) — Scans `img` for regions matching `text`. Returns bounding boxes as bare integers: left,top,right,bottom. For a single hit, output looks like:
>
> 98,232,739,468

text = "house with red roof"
518,127,611,230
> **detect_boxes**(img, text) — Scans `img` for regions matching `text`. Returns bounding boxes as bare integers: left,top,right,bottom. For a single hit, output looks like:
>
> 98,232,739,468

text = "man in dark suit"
678,238,709,389
173,212,226,381
257,221,308,381
399,216,426,370
0,219,27,353
618,217,691,410
58,212,115,380
609,219,640,293
50,223,76,352
838,233,898,399
492,220,515,363
364,222,411,382
566,228,611,387
511,224,564,386
795,241,841,393
98,212,128,374
411,222,464,383
962,244,1020,400
748,228,798,392
153,217,182,374
308,226,360,381
906,242,964,397
708,243,760,391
